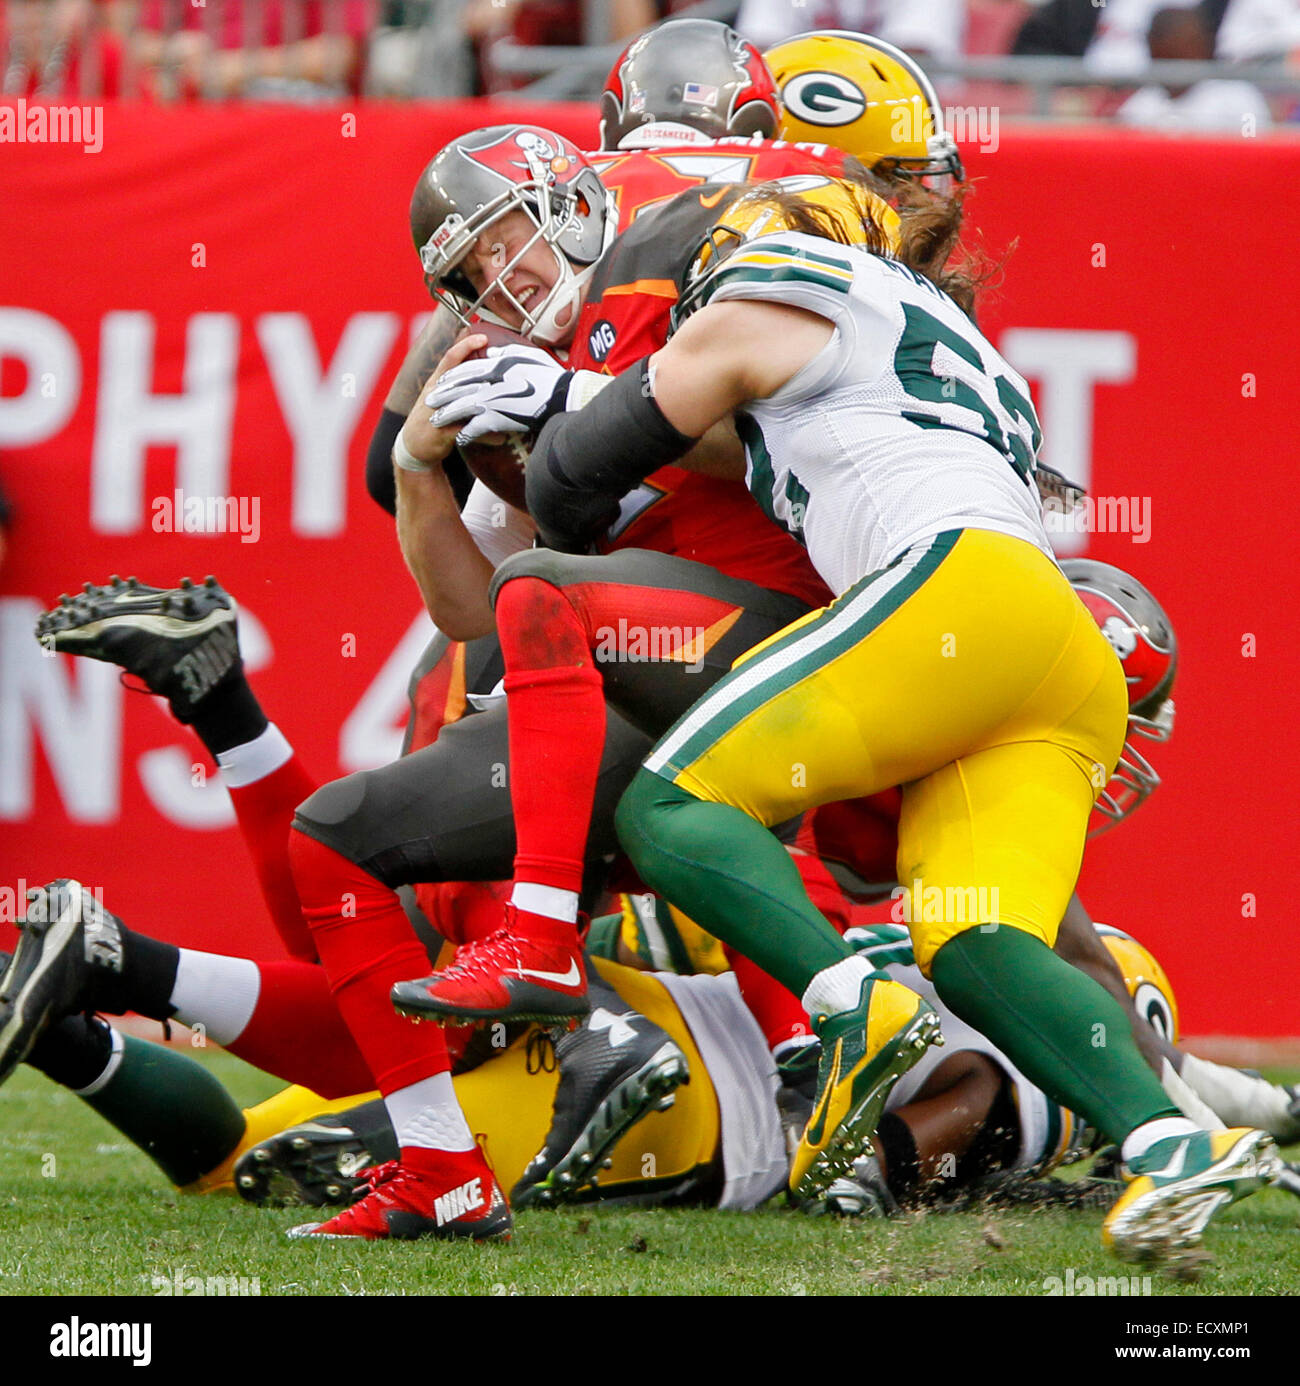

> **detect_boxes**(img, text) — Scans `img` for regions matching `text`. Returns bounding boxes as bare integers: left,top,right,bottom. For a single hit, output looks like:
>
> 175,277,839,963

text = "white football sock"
215,723,293,789
169,951,261,1046
772,1034,819,1064
802,955,874,1019
385,1073,476,1151
1179,1054,1300,1141
1159,1058,1220,1129
1122,1115,1201,1165
511,882,579,925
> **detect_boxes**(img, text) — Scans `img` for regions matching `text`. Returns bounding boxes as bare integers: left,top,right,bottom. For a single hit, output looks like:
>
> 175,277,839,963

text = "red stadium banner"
1,105,1297,1037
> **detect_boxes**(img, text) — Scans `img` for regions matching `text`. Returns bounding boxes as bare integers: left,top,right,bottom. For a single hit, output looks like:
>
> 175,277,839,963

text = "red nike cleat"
391,908,589,1025
286,1148,511,1241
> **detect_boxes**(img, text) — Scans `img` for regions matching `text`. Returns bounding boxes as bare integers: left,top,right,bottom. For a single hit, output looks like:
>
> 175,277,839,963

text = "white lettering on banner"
0,601,273,828
997,328,1137,556
1,600,434,827
91,312,239,533
257,312,401,537
0,601,122,821
136,606,272,828
0,309,82,445
339,610,437,772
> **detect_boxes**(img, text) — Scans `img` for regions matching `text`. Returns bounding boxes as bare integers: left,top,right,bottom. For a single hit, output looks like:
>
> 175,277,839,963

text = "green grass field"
1,1050,1298,1298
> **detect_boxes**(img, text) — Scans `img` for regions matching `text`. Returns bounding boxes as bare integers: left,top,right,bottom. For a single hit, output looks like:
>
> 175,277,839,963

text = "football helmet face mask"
671,174,900,332
600,18,779,150
1062,559,1177,835
410,125,614,346
765,31,963,189
1095,924,1180,1043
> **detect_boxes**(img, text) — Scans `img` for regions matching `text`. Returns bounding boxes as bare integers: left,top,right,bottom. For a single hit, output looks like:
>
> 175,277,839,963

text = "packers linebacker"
501,181,1283,1268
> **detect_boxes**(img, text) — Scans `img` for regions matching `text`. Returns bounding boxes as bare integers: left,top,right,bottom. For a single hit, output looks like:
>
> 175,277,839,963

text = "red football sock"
507,905,584,951
726,948,813,1052
227,755,319,962
289,831,451,1094
494,576,606,895
228,960,377,1099
415,880,512,947
793,851,853,937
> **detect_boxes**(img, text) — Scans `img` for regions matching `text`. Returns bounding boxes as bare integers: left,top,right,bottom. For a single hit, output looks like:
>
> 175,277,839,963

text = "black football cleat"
36,575,241,723
235,1102,398,1208
511,971,689,1209
0,880,124,1087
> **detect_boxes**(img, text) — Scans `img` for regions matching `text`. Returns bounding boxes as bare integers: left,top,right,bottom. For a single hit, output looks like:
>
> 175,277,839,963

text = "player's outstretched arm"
525,300,832,550
648,298,834,437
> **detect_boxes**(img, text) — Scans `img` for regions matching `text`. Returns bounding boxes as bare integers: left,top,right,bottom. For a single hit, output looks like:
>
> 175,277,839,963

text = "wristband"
565,370,615,412
392,428,430,474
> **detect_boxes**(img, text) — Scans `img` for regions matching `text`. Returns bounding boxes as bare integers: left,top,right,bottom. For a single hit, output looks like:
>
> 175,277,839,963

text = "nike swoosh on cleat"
805,1044,841,1147
511,960,582,987
1142,1145,1189,1181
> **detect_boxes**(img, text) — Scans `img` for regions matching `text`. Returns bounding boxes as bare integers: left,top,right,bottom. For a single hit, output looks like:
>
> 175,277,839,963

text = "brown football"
452,323,554,514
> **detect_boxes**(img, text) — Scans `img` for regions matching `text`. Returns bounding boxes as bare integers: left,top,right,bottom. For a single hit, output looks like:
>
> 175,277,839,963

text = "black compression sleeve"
366,408,474,516
534,357,698,495
366,408,404,517
525,358,698,551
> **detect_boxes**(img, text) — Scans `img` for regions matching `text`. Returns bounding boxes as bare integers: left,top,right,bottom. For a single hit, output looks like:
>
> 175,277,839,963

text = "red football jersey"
569,142,848,608
588,138,847,228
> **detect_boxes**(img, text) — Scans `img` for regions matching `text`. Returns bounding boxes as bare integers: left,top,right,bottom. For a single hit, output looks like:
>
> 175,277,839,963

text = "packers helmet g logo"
1133,981,1176,1041
780,71,868,127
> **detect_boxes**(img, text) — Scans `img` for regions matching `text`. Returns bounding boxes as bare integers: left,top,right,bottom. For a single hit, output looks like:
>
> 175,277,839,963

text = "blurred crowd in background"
1,0,1298,125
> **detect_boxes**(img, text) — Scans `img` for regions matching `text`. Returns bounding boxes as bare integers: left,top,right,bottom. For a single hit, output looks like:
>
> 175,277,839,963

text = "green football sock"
616,770,850,994
79,1033,247,1187
930,927,1182,1145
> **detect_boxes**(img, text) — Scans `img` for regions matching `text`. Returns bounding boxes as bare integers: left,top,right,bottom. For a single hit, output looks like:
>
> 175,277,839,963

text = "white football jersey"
699,231,1053,595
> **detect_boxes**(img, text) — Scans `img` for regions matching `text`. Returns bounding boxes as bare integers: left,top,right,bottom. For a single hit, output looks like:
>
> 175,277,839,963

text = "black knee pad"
489,547,586,607
294,773,369,834
292,771,411,880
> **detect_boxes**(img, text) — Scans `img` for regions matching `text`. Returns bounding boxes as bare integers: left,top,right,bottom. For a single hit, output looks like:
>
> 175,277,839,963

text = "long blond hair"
741,170,998,318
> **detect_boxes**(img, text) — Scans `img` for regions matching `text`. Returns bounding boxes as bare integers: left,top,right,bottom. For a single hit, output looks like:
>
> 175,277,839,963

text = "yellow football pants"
646,529,1128,973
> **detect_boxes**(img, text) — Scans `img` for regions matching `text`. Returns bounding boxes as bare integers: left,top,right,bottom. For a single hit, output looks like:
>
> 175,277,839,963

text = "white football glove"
427,345,570,445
